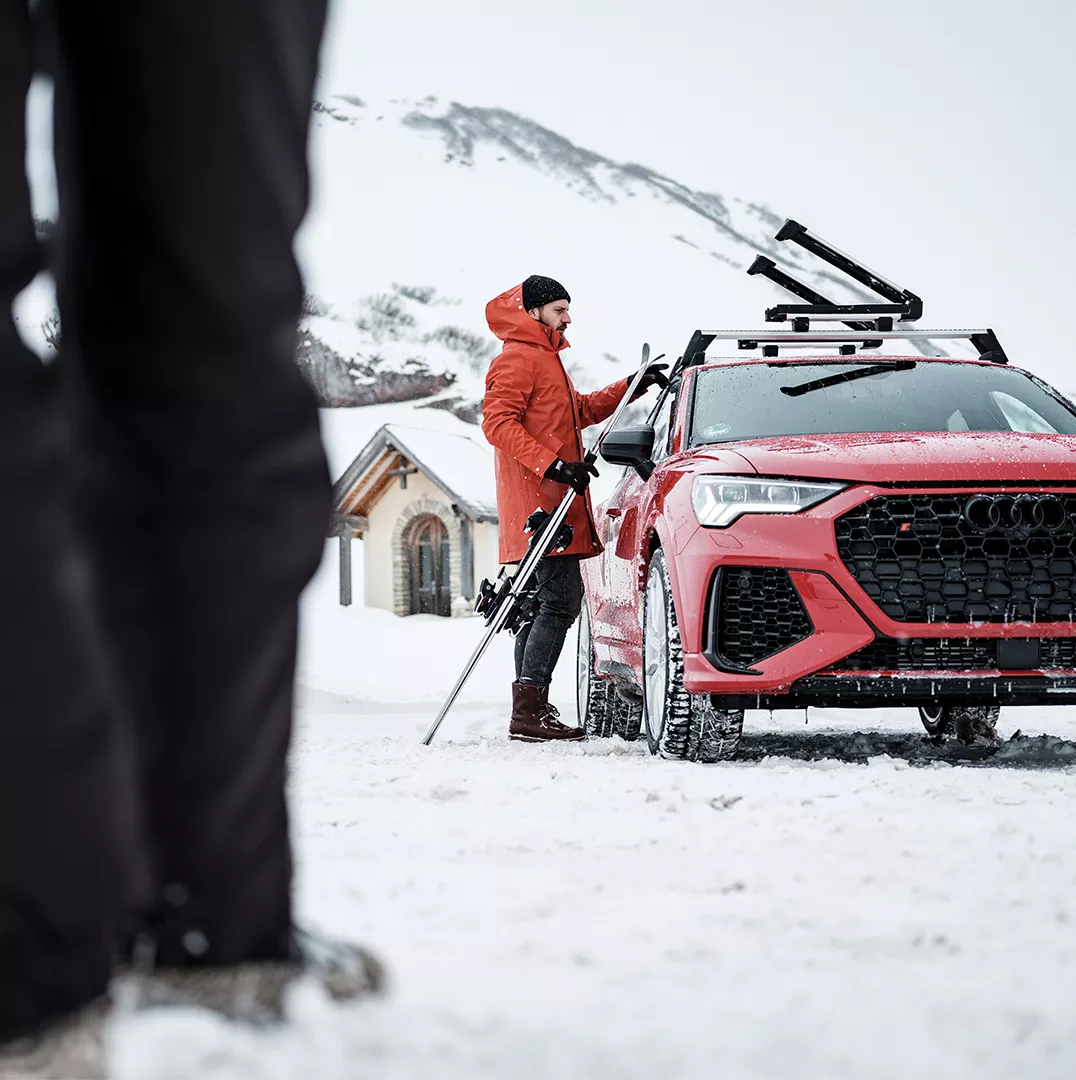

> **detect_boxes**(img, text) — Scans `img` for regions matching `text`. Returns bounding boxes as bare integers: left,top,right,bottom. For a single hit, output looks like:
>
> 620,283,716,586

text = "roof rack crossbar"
696,327,1008,364
707,329,996,342
775,219,924,322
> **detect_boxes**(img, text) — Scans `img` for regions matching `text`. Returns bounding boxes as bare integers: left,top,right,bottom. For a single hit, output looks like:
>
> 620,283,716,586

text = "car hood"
689,431,1076,483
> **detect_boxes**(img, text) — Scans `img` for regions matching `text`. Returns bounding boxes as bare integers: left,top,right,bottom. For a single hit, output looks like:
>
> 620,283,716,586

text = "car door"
590,464,635,642
596,385,678,651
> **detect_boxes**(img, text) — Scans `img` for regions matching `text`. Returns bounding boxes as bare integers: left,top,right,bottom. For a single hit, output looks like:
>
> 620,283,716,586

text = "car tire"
918,704,1000,743
695,696,746,763
918,704,954,738
611,689,643,742
642,548,743,763
577,600,614,738
952,705,1001,744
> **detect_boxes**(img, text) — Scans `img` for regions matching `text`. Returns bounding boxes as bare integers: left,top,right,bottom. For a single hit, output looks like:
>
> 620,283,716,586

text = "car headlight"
691,476,847,528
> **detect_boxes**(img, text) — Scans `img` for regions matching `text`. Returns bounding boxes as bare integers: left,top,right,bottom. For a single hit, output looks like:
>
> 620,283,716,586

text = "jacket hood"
485,282,569,353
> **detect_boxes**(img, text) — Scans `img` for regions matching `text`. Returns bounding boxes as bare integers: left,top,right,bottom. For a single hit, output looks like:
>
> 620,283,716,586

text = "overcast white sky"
319,0,1074,386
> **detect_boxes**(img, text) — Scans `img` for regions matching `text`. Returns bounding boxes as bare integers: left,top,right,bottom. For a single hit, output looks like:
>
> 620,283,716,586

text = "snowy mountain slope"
18,82,1018,422
17,78,1017,422
295,93,955,414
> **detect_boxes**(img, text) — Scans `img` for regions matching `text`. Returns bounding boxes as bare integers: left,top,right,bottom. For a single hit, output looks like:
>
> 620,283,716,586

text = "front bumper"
674,484,1076,703
707,674,1076,710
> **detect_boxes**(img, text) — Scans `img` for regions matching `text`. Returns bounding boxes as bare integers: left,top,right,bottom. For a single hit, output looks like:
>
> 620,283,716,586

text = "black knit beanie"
521,275,570,312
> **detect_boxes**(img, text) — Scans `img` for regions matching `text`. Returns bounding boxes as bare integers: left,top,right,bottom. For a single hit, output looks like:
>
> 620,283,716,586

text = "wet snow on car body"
580,220,1076,762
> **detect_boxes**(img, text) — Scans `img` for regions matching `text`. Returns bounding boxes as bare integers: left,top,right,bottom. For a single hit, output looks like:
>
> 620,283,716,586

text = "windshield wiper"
780,360,916,397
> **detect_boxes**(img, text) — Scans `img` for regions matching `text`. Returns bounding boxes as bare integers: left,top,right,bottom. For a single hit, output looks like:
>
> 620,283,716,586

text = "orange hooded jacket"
481,282,629,564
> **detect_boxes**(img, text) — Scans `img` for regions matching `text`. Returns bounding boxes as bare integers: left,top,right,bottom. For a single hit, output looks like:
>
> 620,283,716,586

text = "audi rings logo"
963,494,1069,535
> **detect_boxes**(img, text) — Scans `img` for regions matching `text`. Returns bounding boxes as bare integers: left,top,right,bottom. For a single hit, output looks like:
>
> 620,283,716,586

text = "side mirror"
600,425,656,480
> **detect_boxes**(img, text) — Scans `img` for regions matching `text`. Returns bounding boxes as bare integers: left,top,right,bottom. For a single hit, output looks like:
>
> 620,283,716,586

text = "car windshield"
689,360,1076,445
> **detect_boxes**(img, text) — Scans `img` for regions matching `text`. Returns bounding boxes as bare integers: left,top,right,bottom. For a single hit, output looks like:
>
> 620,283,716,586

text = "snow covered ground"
108,543,1076,1080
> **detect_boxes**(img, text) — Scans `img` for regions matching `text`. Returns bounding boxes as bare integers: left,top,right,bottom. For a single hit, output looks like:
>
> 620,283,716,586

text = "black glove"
545,458,599,496
631,362,669,399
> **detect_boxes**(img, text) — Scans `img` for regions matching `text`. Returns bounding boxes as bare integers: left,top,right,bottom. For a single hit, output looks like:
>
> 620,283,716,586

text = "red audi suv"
576,224,1076,762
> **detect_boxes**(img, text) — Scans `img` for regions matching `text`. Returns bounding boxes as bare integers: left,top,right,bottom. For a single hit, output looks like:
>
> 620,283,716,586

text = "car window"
690,360,1076,445
649,388,676,463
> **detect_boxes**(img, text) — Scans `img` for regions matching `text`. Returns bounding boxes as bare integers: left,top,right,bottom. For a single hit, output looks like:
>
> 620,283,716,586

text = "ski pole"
422,343,653,746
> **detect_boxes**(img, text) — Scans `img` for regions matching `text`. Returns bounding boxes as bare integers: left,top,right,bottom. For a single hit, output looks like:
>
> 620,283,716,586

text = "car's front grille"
835,493,1076,623
710,567,812,668
831,636,1076,671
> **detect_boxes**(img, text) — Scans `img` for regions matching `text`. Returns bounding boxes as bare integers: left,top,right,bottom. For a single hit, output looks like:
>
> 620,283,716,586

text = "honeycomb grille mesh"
714,567,812,667
835,494,1076,623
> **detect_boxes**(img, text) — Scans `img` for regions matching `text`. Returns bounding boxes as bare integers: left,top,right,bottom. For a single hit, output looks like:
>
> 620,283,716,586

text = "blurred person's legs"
48,0,335,973
0,0,138,1046
1,0,382,1057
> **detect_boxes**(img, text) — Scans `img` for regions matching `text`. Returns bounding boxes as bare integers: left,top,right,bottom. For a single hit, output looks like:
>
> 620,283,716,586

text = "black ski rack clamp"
747,255,891,337
756,219,925,326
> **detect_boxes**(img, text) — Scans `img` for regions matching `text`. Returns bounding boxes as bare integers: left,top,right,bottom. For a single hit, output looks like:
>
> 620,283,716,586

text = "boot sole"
509,733,586,743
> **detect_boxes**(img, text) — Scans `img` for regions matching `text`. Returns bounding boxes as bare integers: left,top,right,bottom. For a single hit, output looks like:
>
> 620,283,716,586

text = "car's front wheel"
918,704,1000,743
642,549,743,763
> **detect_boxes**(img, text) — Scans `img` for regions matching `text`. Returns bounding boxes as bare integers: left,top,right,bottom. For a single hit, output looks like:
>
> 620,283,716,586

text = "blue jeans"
514,555,583,686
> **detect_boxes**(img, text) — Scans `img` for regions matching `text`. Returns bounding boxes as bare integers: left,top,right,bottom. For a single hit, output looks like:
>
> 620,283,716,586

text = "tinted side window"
649,385,677,463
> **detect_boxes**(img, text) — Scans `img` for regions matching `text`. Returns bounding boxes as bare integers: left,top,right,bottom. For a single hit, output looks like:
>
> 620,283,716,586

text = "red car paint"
582,357,1076,708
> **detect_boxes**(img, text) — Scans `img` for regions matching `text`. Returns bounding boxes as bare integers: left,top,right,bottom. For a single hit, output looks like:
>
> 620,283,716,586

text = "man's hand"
545,458,599,496
631,362,669,399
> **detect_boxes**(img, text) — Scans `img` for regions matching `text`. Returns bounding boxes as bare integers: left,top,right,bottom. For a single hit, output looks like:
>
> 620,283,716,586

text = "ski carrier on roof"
671,218,1009,365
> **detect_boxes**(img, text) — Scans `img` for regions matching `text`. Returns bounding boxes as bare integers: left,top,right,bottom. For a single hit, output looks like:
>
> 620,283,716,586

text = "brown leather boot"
509,682,585,742
535,685,585,739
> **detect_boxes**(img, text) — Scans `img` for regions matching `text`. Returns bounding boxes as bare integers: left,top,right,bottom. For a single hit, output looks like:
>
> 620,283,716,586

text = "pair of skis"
422,343,653,746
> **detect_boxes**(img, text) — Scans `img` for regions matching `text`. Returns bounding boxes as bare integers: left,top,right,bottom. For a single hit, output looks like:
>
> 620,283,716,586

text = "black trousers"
514,555,584,686
0,0,329,1040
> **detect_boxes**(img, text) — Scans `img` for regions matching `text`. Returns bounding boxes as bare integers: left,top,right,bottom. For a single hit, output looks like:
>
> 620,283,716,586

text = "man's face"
530,299,571,333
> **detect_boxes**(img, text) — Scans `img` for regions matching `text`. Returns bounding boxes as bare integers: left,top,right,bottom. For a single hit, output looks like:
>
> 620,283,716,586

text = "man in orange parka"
482,275,667,742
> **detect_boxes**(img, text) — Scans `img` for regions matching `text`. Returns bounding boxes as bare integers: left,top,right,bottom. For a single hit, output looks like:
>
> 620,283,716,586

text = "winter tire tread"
918,703,1000,743
577,602,614,738
644,549,743,763
611,691,643,742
